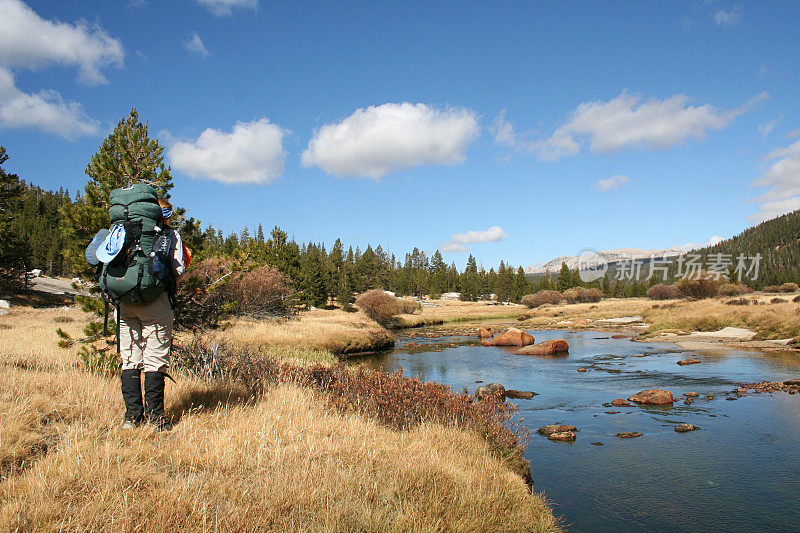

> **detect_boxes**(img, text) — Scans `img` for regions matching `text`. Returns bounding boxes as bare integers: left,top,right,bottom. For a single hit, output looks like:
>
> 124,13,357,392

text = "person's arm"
169,229,186,280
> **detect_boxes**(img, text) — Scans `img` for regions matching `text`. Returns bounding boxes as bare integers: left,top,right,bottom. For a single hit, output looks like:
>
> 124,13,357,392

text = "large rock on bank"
514,339,569,355
477,327,494,339
480,328,535,347
537,424,577,436
628,389,674,405
474,382,505,401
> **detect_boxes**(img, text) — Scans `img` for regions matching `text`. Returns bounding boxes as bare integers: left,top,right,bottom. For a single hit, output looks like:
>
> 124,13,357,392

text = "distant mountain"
525,245,710,275
526,210,800,288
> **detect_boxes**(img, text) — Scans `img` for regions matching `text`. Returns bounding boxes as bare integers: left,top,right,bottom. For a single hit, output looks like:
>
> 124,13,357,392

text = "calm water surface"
350,328,800,532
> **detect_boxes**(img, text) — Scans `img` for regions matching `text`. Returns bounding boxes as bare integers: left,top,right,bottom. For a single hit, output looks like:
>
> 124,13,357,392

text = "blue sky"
1,0,799,270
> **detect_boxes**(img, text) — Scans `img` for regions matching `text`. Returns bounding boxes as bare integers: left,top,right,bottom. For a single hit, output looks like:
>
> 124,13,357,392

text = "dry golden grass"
518,294,800,340
395,300,526,328
0,307,560,532
216,309,394,360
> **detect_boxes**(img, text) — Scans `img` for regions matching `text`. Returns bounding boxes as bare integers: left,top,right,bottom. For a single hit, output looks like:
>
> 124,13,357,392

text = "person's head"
158,198,173,226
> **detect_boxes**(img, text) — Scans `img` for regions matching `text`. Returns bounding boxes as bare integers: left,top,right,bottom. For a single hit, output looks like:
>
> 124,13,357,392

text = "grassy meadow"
0,305,560,532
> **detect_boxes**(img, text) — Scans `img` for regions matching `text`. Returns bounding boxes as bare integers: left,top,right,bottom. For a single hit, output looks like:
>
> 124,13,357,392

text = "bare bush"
397,298,422,315
771,297,788,304
647,283,681,300
763,285,783,293
562,287,603,304
676,273,721,299
781,282,799,293
521,290,563,308
223,266,294,317
726,298,750,306
355,289,406,326
718,283,753,297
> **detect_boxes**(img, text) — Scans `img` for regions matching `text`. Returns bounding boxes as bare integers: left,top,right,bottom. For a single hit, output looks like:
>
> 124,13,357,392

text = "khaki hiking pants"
118,292,174,372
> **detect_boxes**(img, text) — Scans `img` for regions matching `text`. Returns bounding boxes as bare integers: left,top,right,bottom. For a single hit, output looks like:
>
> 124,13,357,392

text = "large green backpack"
98,184,170,304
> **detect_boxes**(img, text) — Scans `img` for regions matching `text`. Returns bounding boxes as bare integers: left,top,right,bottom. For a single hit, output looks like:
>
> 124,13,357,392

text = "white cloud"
682,235,725,251
0,67,98,138
183,32,210,58
713,4,743,28
0,0,123,85
490,109,516,146
196,0,258,16
167,118,287,184
441,226,507,253
595,174,629,191
497,91,768,161
302,102,480,179
786,128,800,140
749,139,800,222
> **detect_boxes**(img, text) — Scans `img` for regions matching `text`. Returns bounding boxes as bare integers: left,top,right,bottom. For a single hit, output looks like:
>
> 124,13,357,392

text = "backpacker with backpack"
85,184,176,347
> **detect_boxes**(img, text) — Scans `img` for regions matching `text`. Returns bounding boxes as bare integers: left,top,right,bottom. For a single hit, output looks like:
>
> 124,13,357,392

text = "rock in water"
611,398,631,407
628,389,674,405
513,339,569,355
616,432,643,438
505,389,536,400
537,424,577,436
684,392,700,398
677,359,702,366
480,328,535,347
675,424,699,432
477,327,493,339
474,383,505,401
548,431,576,442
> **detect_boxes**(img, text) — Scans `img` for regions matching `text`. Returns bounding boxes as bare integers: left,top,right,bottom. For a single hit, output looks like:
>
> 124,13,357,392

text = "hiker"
87,184,186,431
117,197,185,430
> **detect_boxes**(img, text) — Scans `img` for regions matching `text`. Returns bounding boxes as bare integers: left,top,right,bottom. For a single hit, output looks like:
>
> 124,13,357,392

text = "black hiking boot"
144,371,173,431
121,368,144,429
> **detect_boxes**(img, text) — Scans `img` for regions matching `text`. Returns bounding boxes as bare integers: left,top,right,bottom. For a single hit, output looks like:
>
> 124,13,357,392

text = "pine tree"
57,110,174,374
460,254,479,301
0,147,30,289
557,262,572,292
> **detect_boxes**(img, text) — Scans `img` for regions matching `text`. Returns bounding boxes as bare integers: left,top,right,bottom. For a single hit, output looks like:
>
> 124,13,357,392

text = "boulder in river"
481,328,535,347
677,359,702,366
477,327,493,339
474,382,505,401
675,424,699,432
505,389,536,400
513,339,569,355
611,398,631,407
616,432,643,438
537,424,577,436
628,389,674,405
548,431,576,442
611,334,630,339
684,392,700,398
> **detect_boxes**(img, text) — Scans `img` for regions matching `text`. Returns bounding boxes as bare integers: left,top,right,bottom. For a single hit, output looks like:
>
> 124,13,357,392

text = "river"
349,327,800,532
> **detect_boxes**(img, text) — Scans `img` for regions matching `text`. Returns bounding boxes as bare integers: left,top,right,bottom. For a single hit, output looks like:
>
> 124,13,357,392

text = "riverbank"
0,305,560,532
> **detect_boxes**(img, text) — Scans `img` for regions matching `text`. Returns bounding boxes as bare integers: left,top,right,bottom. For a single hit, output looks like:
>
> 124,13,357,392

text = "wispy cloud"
495,91,768,161
749,139,800,222
713,4,743,28
168,118,288,184
183,32,210,58
440,226,508,253
595,174,629,191
302,102,480,179
758,116,781,137
196,0,257,17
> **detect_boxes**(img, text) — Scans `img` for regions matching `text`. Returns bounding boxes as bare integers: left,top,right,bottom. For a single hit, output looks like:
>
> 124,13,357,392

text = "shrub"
781,282,799,293
561,287,603,304
396,298,422,315
793,295,800,303
521,290,563,308
763,285,783,293
771,297,788,304
647,283,680,300
180,258,295,324
355,289,409,326
675,272,721,299
718,283,753,297
726,298,750,306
